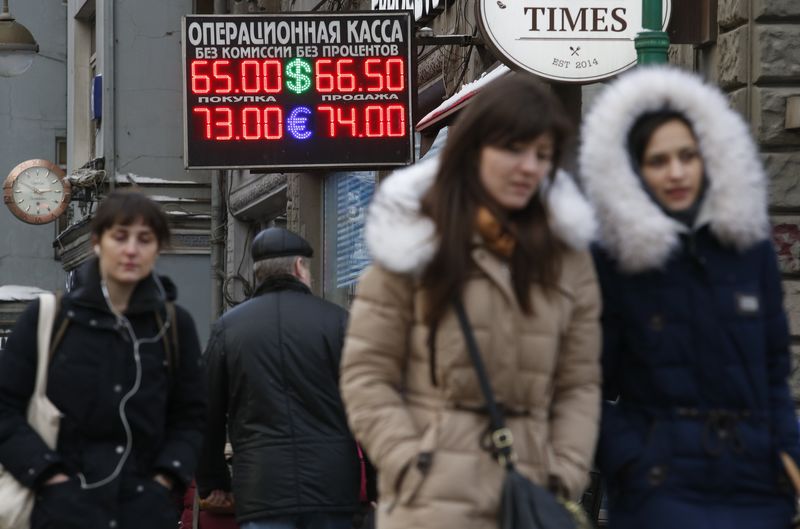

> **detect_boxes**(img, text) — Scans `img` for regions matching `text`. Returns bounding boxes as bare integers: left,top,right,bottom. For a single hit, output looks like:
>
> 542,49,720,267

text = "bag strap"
48,291,68,362
192,485,201,529
452,298,516,468
35,293,58,398
780,451,800,495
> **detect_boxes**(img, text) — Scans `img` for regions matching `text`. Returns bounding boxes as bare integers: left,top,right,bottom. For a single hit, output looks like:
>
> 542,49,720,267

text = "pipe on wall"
210,0,227,319
103,0,115,189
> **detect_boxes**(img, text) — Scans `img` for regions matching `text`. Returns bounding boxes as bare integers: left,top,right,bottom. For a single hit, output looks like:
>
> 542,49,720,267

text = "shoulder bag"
452,299,591,529
0,293,63,529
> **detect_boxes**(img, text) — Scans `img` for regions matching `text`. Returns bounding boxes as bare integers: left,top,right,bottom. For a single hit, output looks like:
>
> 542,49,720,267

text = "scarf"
475,206,516,259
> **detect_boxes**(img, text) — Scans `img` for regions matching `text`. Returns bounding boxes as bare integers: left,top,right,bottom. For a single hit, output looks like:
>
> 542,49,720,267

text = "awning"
415,64,510,132
0,285,49,302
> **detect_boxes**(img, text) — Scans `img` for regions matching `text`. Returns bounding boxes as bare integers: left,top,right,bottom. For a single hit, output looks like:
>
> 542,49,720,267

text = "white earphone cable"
77,279,170,490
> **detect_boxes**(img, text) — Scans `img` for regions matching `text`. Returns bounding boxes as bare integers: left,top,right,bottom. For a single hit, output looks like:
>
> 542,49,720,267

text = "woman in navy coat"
579,66,800,528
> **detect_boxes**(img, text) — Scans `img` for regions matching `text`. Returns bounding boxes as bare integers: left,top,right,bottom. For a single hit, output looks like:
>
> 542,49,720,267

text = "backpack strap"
155,302,180,377
167,301,179,366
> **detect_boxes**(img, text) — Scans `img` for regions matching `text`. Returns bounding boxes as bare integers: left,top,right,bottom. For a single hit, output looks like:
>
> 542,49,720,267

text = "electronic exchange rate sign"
182,12,415,170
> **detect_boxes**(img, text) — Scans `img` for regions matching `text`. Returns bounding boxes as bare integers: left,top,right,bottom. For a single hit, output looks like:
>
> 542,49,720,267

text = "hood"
69,257,177,315
366,156,597,275
579,66,768,273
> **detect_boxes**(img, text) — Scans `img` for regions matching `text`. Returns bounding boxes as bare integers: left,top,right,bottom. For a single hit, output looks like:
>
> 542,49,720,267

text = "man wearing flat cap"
197,227,362,529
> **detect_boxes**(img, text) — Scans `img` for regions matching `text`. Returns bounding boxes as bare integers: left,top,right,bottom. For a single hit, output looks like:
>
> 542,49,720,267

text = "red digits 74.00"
317,104,406,138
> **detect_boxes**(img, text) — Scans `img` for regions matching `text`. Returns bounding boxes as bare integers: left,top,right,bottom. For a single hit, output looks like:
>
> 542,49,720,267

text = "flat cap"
251,227,313,262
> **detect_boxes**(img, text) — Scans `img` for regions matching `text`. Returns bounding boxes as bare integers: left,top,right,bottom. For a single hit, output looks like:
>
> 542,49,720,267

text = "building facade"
215,0,800,392
5,0,796,366
0,0,67,292
711,0,800,393
62,0,214,343
0,0,67,344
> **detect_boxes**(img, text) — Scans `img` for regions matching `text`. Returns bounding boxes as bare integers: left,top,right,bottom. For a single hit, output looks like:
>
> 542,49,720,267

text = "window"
322,172,376,307
55,136,67,169
89,16,98,160
54,135,69,250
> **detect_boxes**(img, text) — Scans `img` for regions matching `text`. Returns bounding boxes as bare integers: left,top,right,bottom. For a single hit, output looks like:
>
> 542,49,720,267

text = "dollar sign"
285,58,312,94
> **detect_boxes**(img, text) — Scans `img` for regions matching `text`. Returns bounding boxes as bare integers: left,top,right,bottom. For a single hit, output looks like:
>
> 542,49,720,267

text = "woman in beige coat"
340,73,602,529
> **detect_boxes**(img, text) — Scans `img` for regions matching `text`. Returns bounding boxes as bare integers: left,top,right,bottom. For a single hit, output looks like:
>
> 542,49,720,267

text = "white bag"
0,293,62,529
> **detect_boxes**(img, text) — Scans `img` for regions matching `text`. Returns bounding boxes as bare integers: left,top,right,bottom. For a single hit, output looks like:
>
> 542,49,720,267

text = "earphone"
77,274,171,490
93,244,100,256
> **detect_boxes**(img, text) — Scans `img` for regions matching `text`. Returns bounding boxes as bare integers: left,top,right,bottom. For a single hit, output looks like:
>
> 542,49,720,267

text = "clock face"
3,159,71,225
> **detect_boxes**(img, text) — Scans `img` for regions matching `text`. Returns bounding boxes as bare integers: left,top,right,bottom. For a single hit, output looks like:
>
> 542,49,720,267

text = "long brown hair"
420,73,572,328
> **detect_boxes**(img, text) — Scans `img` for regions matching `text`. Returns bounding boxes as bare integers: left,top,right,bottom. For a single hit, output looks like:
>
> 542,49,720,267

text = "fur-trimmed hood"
365,156,597,275
579,66,768,273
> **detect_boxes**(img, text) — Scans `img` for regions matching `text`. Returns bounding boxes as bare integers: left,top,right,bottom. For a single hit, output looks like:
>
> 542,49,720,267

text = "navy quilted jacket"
594,227,800,500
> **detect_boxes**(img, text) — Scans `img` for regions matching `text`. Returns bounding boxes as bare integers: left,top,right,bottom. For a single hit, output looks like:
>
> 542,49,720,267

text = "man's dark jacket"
197,275,361,524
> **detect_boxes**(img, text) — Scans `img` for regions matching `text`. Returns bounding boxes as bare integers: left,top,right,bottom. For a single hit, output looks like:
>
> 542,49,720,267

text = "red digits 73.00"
193,106,284,140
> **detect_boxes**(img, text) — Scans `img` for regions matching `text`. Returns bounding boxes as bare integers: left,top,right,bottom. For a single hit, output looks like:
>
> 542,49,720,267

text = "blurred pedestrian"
197,227,363,529
182,443,238,529
580,66,800,528
340,72,602,529
0,190,207,529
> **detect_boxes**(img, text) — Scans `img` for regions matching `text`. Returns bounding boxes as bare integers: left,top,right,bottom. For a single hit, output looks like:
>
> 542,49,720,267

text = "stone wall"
716,0,800,398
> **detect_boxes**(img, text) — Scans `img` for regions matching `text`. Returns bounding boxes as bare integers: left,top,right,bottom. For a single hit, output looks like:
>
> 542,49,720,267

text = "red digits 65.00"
190,60,283,95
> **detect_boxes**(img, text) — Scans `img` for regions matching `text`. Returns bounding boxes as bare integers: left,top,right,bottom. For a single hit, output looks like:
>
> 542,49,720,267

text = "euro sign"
285,58,312,94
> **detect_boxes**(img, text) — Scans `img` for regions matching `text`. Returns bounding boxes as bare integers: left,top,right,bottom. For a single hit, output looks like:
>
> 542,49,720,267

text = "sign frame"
476,1,671,84
182,11,417,171
370,0,455,24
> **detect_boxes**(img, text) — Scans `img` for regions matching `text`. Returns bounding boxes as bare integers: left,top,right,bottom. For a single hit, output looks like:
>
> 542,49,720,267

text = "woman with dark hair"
340,72,602,529
580,67,800,528
0,190,206,529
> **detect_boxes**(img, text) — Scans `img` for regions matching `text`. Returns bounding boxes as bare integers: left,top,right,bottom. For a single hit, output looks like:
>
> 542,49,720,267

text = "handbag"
453,299,591,529
0,293,63,529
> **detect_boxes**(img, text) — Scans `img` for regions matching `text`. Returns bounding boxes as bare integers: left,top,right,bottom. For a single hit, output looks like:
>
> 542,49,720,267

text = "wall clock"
3,159,71,224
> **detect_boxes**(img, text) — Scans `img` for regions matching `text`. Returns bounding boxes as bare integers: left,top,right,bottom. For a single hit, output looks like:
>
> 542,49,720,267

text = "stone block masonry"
715,0,800,398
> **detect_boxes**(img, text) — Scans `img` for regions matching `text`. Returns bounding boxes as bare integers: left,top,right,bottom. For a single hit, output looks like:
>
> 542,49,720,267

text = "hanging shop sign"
476,1,671,83
182,12,416,170
371,0,455,24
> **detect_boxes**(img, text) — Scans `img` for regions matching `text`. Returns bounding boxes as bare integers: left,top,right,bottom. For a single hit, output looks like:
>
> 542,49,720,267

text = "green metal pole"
636,0,670,65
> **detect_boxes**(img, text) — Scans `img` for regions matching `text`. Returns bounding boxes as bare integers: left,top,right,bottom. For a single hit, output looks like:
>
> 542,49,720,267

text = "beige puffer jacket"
341,158,601,529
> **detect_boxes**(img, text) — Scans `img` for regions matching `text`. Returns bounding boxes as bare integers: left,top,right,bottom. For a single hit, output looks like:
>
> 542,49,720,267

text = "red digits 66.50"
315,58,405,93
191,60,282,95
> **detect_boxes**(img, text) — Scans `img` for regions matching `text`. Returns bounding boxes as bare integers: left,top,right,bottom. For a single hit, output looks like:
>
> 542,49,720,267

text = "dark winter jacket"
197,275,360,524
579,67,799,528
0,259,207,529
593,230,800,498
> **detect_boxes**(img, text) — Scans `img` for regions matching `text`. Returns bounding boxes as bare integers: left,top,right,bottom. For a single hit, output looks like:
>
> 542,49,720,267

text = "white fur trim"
579,66,768,272
366,157,597,274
